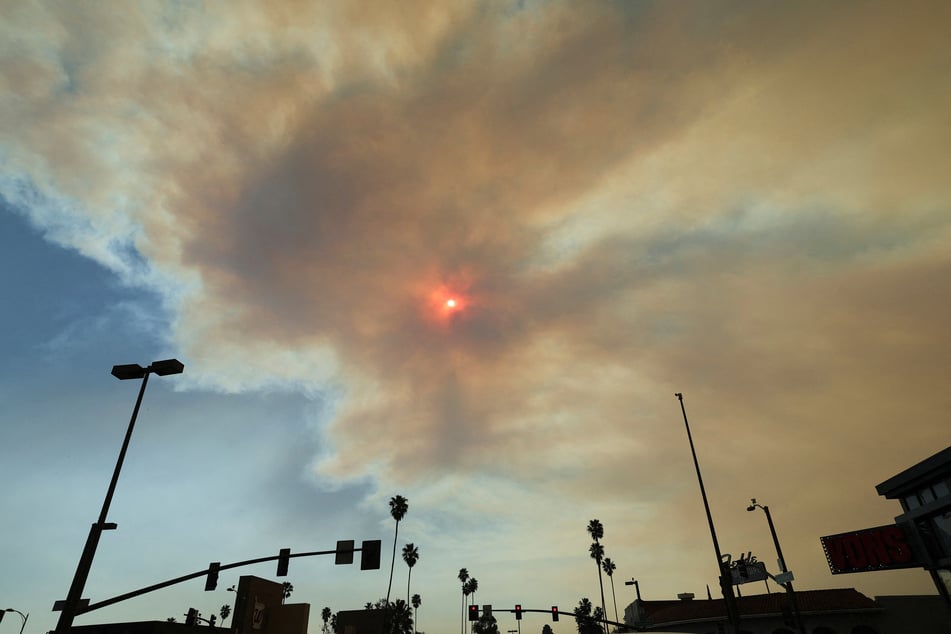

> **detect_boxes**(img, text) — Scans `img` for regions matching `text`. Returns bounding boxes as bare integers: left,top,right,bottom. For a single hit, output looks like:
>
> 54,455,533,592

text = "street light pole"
747,499,805,634
675,393,740,633
54,359,184,634
623,579,641,601
3,609,29,634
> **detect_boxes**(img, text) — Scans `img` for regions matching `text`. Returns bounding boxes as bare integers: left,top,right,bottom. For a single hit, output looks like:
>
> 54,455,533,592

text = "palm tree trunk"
609,575,619,625
597,562,607,633
386,520,400,604
407,567,413,604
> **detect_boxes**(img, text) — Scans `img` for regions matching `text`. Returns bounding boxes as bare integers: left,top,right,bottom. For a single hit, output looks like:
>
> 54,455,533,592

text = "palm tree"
589,542,608,632
411,594,421,633
282,581,294,604
601,557,619,626
464,577,478,634
458,568,470,634
386,495,409,604
402,543,420,603
466,577,479,607
321,607,332,634
587,520,608,633
592,607,606,634
219,605,231,626
574,598,594,634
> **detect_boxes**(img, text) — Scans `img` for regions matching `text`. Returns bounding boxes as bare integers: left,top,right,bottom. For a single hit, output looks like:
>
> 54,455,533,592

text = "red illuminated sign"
820,524,919,574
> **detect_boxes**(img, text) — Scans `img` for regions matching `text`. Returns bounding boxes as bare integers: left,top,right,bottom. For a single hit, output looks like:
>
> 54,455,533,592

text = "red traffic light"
515,604,522,620
468,605,479,621
551,606,559,622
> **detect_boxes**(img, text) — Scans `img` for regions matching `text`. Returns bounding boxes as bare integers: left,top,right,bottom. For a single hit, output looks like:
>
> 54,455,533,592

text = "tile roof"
636,588,881,627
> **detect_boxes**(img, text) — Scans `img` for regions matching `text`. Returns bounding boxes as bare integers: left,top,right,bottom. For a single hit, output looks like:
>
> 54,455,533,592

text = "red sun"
424,286,468,323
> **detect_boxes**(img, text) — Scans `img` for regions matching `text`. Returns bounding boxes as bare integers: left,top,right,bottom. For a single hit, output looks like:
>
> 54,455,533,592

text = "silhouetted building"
71,577,310,634
622,588,949,633
875,445,951,608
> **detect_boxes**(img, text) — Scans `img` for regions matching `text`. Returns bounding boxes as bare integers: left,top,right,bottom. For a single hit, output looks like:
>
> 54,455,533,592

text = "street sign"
773,571,794,585
730,560,769,585
819,524,918,574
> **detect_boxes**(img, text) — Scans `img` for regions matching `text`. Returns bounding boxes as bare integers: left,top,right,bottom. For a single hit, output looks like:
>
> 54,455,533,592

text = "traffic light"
185,608,198,626
205,561,220,591
515,604,522,620
336,540,355,565
361,540,382,570
277,548,291,576
468,605,479,621
551,606,559,621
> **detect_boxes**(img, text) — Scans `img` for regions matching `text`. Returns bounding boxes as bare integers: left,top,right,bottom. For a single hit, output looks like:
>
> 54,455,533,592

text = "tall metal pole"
55,366,159,634
675,393,740,633
755,503,805,634
56,359,185,634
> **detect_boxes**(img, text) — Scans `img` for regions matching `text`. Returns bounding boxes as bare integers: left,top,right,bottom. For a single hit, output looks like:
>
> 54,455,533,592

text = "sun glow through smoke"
422,281,471,328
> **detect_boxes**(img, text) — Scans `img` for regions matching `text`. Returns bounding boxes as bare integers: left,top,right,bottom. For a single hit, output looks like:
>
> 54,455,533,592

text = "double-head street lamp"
54,359,184,634
2,609,29,634
746,499,805,634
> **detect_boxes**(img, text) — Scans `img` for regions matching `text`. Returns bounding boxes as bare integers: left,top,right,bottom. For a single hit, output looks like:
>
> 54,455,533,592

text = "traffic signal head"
277,548,291,576
551,606,559,621
185,608,198,626
205,562,220,591
361,540,382,570
515,604,522,620
468,605,479,621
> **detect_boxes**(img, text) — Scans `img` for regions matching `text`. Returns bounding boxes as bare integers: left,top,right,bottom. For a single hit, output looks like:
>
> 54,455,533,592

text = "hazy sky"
1,2,949,633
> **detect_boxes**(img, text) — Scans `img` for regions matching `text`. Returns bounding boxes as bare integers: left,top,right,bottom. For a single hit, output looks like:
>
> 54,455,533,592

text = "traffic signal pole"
68,541,381,616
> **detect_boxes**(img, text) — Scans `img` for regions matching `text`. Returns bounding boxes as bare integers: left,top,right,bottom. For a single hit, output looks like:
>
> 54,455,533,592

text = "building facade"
622,588,949,633
875,445,951,607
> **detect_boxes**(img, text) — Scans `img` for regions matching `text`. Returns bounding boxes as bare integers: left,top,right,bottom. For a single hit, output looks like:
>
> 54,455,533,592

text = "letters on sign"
819,524,919,574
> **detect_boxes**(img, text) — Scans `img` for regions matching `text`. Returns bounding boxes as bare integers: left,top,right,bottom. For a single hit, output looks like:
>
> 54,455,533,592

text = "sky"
1,1,950,633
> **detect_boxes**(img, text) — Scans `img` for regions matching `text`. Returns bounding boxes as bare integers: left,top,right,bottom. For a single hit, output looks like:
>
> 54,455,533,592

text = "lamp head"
747,498,758,512
150,358,184,376
112,359,184,380
112,364,147,380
